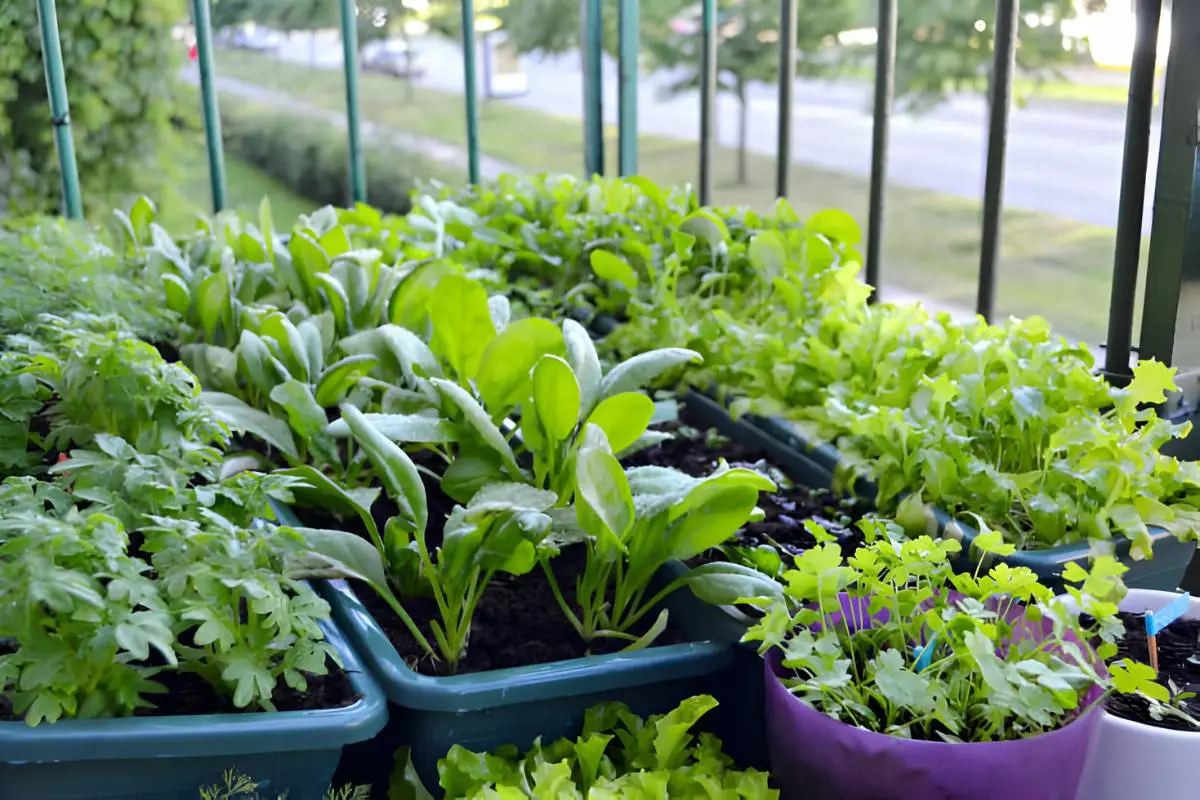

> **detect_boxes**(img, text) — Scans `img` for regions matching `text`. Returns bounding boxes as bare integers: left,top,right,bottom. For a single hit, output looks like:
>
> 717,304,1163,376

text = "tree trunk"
736,80,749,185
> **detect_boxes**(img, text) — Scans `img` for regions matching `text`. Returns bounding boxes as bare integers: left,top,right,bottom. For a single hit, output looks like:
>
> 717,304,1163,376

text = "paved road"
270,32,1158,232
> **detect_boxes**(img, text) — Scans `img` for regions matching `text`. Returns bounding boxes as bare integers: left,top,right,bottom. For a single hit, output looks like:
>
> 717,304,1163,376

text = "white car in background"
360,39,424,78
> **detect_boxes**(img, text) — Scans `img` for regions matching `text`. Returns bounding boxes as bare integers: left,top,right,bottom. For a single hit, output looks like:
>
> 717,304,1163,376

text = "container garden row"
3,179,1200,799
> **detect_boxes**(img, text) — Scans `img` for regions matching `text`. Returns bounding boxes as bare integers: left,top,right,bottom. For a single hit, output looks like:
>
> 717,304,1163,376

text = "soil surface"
0,642,357,721
356,545,684,677
624,421,869,564
1106,611,1200,731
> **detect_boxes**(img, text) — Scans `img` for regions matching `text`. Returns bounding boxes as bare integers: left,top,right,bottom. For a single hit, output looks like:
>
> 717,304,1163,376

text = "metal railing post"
617,0,639,176
189,0,226,213
775,0,797,198
1139,0,1200,409
35,0,83,218
581,0,604,177
865,0,897,297
461,0,481,184
1104,0,1164,378
338,0,367,202
976,0,1019,322
698,0,717,204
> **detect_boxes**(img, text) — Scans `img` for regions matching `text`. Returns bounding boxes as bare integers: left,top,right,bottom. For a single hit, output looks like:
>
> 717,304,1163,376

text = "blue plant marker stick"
1144,592,1190,673
913,633,938,672
1145,592,1190,637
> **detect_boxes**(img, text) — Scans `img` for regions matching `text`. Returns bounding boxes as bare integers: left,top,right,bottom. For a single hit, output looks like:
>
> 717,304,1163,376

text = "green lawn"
214,49,1143,343
152,132,318,233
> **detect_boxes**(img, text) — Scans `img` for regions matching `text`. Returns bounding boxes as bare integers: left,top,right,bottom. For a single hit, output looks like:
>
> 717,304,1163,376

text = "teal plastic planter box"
318,578,736,794
749,412,1196,592
0,620,387,800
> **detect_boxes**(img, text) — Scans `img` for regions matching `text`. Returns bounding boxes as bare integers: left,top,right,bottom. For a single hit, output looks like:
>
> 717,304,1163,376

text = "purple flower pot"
763,595,1103,799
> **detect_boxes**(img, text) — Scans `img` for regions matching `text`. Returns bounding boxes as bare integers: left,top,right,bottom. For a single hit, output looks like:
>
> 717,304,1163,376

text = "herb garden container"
751,414,1195,592
0,620,387,800
1075,588,1200,800
317,577,736,794
761,595,1102,800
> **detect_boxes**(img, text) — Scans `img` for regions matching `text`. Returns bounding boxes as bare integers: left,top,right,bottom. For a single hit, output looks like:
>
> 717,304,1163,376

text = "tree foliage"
888,0,1087,111
0,0,183,215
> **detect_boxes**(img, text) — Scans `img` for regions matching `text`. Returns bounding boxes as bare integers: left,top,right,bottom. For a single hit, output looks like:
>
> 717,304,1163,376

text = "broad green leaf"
575,446,634,544
259,196,276,267
531,355,582,442
162,273,190,315
749,230,788,279
197,270,232,343
806,208,862,245
340,404,429,534
315,354,379,407
563,319,602,415
389,259,463,332
279,465,380,547
200,391,298,461
467,483,559,514
319,225,352,259
288,232,330,301
269,380,330,444
297,317,325,379
260,312,311,382
442,449,507,504
599,348,702,399
327,412,454,444
316,272,351,335
585,392,655,453
683,562,785,606
237,329,284,396
589,250,638,290
429,274,496,380
666,485,762,561
431,378,522,477
476,318,566,414
651,694,719,769
290,526,388,588
679,210,729,248
1128,359,1178,406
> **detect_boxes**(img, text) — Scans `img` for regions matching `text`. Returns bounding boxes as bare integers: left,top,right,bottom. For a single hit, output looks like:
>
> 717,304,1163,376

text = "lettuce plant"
418,695,777,798
744,529,1124,742
544,427,782,649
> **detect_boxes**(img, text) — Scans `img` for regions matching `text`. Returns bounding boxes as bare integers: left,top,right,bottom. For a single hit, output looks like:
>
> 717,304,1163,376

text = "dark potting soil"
0,642,357,721
355,545,685,677
1105,611,1200,731
623,421,868,564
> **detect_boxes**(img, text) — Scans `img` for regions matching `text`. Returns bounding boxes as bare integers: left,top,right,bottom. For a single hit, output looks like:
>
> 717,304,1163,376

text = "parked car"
360,39,424,78
230,25,282,53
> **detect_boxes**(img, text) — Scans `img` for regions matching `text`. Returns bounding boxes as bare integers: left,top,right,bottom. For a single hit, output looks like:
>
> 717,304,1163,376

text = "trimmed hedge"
176,88,457,215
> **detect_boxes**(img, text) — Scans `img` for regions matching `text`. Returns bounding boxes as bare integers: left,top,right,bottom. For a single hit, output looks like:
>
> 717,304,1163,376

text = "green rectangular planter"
316,577,736,795
0,619,387,800
748,412,1196,592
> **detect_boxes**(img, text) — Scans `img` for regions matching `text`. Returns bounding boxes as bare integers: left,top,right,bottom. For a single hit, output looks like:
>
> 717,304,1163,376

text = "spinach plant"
744,529,1123,742
290,406,561,673
543,428,782,649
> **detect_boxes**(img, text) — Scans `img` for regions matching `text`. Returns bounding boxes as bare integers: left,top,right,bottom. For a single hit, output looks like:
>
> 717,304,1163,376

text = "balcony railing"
29,0,1200,424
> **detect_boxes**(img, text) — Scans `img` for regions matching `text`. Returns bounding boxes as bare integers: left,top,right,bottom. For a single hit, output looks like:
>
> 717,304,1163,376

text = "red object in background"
189,43,198,61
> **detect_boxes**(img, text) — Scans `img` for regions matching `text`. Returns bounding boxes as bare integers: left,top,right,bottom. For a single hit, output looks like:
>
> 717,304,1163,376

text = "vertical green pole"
190,0,227,212
581,0,604,177
865,0,897,297
35,0,83,218
617,0,639,177
698,0,717,204
339,0,366,202
976,0,1018,322
461,0,481,184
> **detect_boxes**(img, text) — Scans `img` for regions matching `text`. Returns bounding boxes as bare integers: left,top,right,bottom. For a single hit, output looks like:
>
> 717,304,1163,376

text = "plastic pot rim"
318,577,736,714
0,615,388,764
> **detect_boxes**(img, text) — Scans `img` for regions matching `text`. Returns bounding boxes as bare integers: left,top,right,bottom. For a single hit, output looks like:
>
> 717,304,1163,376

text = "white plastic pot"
1075,588,1200,800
